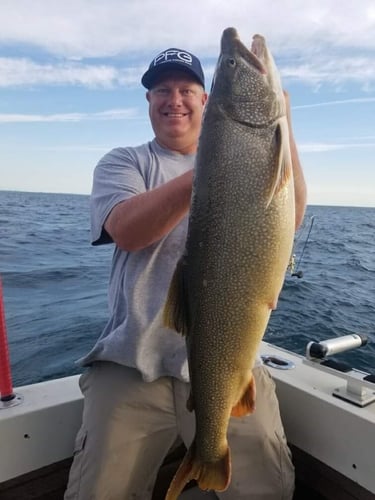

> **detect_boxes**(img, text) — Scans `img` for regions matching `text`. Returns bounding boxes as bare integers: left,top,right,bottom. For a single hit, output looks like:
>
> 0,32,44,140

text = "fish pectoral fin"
162,256,190,336
269,296,279,310
166,441,231,500
266,116,293,208
231,374,256,417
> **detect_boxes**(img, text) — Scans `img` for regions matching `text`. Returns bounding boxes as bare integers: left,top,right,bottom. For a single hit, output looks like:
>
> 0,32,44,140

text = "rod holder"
0,277,15,403
306,334,368,360
304,334,375,407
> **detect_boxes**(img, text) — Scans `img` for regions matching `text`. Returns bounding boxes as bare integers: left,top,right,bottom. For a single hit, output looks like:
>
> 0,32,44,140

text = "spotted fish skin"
164,27,295,499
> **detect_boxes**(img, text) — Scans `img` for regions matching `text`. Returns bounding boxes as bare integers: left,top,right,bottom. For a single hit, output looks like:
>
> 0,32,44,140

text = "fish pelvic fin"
231,373,256,417
165,441,231,500
266,115,293,208
163,256,190,336
186,389,194,412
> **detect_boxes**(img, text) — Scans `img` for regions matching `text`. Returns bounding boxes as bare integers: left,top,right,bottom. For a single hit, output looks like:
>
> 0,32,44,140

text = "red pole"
0,277,15,401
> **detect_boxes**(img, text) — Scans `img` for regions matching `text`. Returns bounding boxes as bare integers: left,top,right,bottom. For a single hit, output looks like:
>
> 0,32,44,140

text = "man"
65,47,307,500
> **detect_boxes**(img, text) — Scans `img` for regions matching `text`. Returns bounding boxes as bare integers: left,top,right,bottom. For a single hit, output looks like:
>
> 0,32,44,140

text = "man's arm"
104,93,306,252
104,169,193,252
285,91,307,230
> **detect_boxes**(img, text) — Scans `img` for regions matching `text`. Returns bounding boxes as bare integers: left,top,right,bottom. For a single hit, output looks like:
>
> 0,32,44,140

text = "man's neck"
155,138,198,156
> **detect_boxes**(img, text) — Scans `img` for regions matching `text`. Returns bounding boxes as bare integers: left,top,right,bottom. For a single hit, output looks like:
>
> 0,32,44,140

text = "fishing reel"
287,254,303,278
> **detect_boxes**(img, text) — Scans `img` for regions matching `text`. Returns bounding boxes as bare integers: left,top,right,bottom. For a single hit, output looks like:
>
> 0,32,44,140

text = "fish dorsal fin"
266,116,293,208
163,256,190,336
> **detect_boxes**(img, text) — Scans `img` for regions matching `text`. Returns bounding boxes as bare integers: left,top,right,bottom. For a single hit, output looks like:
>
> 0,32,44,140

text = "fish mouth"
221,27,267,75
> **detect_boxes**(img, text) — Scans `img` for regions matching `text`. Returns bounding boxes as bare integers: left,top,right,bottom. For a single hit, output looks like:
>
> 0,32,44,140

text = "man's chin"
163,127,188,139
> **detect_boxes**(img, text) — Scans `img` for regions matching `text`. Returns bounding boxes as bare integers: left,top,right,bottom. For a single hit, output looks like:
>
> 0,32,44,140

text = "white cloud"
0,58,142,88
1,53,375,90
0,108,139,123
293,97,375,109
281,56,375,87
0,56,217,89
1,0,375,57
1,1,375,89
299,141,375,153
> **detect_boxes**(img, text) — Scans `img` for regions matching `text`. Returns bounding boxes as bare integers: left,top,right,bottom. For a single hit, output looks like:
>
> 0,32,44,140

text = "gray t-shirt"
79,139,194,382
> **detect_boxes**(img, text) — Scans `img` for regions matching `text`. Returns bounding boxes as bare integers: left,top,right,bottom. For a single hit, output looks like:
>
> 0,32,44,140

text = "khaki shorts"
64,362,294,500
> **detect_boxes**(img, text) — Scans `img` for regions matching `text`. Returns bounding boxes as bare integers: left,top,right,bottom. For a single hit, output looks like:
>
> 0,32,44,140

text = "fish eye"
227,58,236,68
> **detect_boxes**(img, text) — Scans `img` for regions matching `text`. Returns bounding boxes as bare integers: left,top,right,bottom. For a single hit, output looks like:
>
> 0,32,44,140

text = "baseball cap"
141,48,205,89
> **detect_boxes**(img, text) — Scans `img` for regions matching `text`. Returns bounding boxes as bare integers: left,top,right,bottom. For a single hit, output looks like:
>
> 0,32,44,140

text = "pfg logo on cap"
153,49,193,67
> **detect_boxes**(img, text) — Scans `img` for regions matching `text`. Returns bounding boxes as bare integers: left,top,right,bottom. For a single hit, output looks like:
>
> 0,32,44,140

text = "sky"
1,0,375,207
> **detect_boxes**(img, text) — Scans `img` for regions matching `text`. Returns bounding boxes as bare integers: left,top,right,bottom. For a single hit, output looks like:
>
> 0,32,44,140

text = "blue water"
1,190,374,387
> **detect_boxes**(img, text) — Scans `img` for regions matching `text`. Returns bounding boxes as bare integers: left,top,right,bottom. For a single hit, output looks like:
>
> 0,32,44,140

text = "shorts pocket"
73,428,87,455
275,429,295,500
65,429,89,499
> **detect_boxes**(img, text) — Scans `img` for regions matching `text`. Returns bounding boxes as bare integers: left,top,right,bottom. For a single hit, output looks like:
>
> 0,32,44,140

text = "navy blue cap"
141,48,205,89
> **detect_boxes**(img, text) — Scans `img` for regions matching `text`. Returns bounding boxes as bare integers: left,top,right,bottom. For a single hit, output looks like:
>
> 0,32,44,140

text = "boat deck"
0,443,372,499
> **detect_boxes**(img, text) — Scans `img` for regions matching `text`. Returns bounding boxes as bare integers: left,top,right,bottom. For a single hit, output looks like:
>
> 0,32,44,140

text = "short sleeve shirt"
79,139,195,382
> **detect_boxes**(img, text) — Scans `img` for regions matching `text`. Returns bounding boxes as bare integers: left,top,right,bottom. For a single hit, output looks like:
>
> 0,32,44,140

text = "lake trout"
163,27,295,498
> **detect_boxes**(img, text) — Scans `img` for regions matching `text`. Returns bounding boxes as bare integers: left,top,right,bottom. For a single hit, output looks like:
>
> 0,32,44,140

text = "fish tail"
165,441,231,500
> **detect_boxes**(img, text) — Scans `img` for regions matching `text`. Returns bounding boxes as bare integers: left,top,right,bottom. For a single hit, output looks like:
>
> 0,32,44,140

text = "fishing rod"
289,215,315,278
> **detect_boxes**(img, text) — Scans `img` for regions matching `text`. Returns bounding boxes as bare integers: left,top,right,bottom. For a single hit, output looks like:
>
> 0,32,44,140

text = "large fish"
163,27,295,498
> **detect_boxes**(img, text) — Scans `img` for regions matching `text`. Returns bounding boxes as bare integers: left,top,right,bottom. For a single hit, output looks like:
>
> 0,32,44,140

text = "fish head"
210,27,286,126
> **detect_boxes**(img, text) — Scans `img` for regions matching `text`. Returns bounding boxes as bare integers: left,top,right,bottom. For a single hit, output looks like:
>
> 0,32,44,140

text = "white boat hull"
1,341,374,498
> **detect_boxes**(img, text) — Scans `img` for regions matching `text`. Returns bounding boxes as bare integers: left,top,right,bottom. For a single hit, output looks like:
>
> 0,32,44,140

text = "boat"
1,321,374,499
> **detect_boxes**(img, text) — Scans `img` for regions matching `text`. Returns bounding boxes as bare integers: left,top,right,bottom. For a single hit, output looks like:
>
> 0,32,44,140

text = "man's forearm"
104,170,193,252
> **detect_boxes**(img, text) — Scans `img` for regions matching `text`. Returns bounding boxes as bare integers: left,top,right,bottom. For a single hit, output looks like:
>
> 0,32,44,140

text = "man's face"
146,71,208,154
